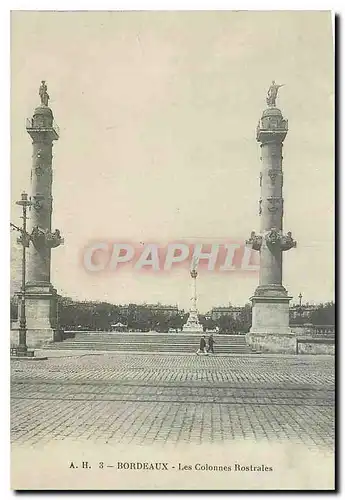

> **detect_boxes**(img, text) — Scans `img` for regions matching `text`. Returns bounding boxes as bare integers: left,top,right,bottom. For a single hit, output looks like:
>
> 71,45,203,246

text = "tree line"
10,296,335,333
289,302,335,326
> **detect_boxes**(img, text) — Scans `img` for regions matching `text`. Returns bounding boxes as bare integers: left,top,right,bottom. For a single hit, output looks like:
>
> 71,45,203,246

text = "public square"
11,352,335,451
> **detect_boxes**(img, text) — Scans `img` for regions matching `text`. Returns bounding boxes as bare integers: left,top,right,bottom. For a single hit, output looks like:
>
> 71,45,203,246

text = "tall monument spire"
182,259,203,333
246,82,296,353
24,81,64,346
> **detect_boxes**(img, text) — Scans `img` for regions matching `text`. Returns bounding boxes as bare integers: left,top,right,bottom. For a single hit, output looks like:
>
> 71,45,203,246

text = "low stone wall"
246,332,296,354
246,331,335,355
297,338,335,355
63,331,76,340
291,324,314,336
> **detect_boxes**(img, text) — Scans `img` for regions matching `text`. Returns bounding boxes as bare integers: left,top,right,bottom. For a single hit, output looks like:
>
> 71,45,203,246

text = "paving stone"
11,353,334,450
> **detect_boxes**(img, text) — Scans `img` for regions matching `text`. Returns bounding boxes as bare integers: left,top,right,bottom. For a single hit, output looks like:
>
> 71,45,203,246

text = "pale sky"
11,11,334,312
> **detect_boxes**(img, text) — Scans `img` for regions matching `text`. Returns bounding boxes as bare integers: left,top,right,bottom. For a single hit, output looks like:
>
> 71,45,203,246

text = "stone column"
23,81,64,347
182,269,203,333
258,108,286,293
246,84,297,353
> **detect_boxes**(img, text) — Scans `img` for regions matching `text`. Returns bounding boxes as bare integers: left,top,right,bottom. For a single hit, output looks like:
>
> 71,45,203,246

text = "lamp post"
298,292,303,322
11,191,33,355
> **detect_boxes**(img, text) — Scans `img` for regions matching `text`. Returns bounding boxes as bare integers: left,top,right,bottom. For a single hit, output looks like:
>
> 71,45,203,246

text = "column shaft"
259,140,283,287
27,138,53,285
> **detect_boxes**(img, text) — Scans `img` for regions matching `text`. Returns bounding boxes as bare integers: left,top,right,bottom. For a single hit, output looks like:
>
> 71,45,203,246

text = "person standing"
207,334,215,354
196,335,207,355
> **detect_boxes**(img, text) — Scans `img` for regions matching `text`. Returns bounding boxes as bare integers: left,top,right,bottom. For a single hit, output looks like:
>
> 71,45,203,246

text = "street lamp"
11,191,33,356
298,292,303,322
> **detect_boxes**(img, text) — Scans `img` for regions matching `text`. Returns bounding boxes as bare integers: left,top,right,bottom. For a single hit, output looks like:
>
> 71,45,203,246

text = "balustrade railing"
26,118,60,136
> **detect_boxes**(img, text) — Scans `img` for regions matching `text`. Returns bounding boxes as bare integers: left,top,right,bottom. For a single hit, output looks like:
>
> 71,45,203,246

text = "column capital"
256,107,288,144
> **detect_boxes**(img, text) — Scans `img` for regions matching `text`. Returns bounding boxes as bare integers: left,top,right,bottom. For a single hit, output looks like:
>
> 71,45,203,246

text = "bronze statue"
39,80,50,106
266,80,284,107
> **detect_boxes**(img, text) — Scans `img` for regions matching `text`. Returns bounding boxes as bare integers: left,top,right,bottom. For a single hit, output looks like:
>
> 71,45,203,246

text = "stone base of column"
182,310,204,333
10,326,56,348
15,283,59,348
246,331,296,354
247,288,296,353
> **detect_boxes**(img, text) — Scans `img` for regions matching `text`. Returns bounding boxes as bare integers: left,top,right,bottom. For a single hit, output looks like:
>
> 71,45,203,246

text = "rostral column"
182,263,203,333
246,81,297,353
24,81,64,346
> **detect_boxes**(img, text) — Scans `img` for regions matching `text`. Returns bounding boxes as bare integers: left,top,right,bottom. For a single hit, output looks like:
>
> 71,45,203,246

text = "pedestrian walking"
207,334,216,354
196,335,208,355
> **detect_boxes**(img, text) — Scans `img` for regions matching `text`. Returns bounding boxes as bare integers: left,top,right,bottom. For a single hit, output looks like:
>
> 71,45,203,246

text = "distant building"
209,304,318,323
209,306,244,321
119,303,179,318
289,304,318,321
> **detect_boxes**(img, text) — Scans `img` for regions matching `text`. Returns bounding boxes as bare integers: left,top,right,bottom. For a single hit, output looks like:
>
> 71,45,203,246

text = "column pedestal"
18,283,58,348
247,286,295,353
182,310,204,333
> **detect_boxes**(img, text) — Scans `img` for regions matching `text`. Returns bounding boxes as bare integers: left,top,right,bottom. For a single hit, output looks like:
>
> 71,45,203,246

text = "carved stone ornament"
35,165,44,177
46,196,53,210
268,169,278,184
45,229,64,248
246,231,262,251
266,228,281,246
31,226,64,250
33,200,44,211
280,231,297,251
265,228,297,251
17,233,31,248
267,197,282,213
32,194,44,211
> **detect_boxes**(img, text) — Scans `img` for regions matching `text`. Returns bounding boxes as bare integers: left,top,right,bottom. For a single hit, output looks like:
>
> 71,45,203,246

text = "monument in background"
182,264,203,333
20,81,64,347
246,81,297,353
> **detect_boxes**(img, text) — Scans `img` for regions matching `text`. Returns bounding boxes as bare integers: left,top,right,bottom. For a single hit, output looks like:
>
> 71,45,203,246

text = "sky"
10,10,334,312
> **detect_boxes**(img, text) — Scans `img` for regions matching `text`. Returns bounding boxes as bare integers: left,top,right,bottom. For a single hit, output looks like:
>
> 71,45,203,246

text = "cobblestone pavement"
11,354,335,450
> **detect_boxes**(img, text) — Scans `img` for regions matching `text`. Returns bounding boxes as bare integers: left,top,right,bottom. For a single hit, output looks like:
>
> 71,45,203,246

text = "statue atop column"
39,80,50,106
266,80,284,107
